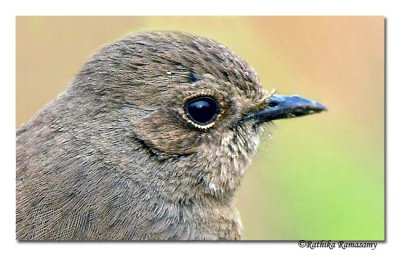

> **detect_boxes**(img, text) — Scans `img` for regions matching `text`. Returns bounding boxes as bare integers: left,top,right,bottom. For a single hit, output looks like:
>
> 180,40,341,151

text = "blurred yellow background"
16,16,384,240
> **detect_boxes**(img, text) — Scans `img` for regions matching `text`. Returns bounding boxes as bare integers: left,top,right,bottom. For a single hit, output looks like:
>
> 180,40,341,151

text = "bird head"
71,31,325,200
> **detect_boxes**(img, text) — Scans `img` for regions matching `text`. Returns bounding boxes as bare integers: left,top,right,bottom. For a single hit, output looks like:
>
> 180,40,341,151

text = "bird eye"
184,96,220,125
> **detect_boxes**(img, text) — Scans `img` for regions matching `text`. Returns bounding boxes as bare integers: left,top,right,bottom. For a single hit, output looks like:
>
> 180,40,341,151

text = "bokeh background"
16,16,384,240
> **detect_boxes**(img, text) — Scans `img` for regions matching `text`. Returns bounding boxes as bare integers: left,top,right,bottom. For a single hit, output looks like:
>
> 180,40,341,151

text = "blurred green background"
16,16,384,240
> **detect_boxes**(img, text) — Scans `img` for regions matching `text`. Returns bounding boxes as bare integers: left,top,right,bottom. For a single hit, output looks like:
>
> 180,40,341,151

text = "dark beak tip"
293,99,327,117
313,102,328,112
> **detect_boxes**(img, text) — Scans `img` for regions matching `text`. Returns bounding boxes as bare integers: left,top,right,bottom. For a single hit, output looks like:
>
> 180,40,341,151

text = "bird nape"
16,31,326,240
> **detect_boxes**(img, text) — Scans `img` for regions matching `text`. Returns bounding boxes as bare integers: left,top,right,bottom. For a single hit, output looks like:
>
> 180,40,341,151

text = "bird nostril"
268,100,279,108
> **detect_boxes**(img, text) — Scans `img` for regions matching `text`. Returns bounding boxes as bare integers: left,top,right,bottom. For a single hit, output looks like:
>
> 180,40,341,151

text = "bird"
16,31,326,240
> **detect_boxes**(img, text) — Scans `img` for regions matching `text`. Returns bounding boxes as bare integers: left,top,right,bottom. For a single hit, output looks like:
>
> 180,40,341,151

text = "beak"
245,94,327,124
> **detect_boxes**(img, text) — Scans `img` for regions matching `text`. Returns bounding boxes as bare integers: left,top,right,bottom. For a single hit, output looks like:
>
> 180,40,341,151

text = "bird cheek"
130,110,201,155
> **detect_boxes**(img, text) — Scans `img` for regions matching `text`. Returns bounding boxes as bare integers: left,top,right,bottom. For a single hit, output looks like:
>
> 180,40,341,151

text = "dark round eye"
184,96,220,125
